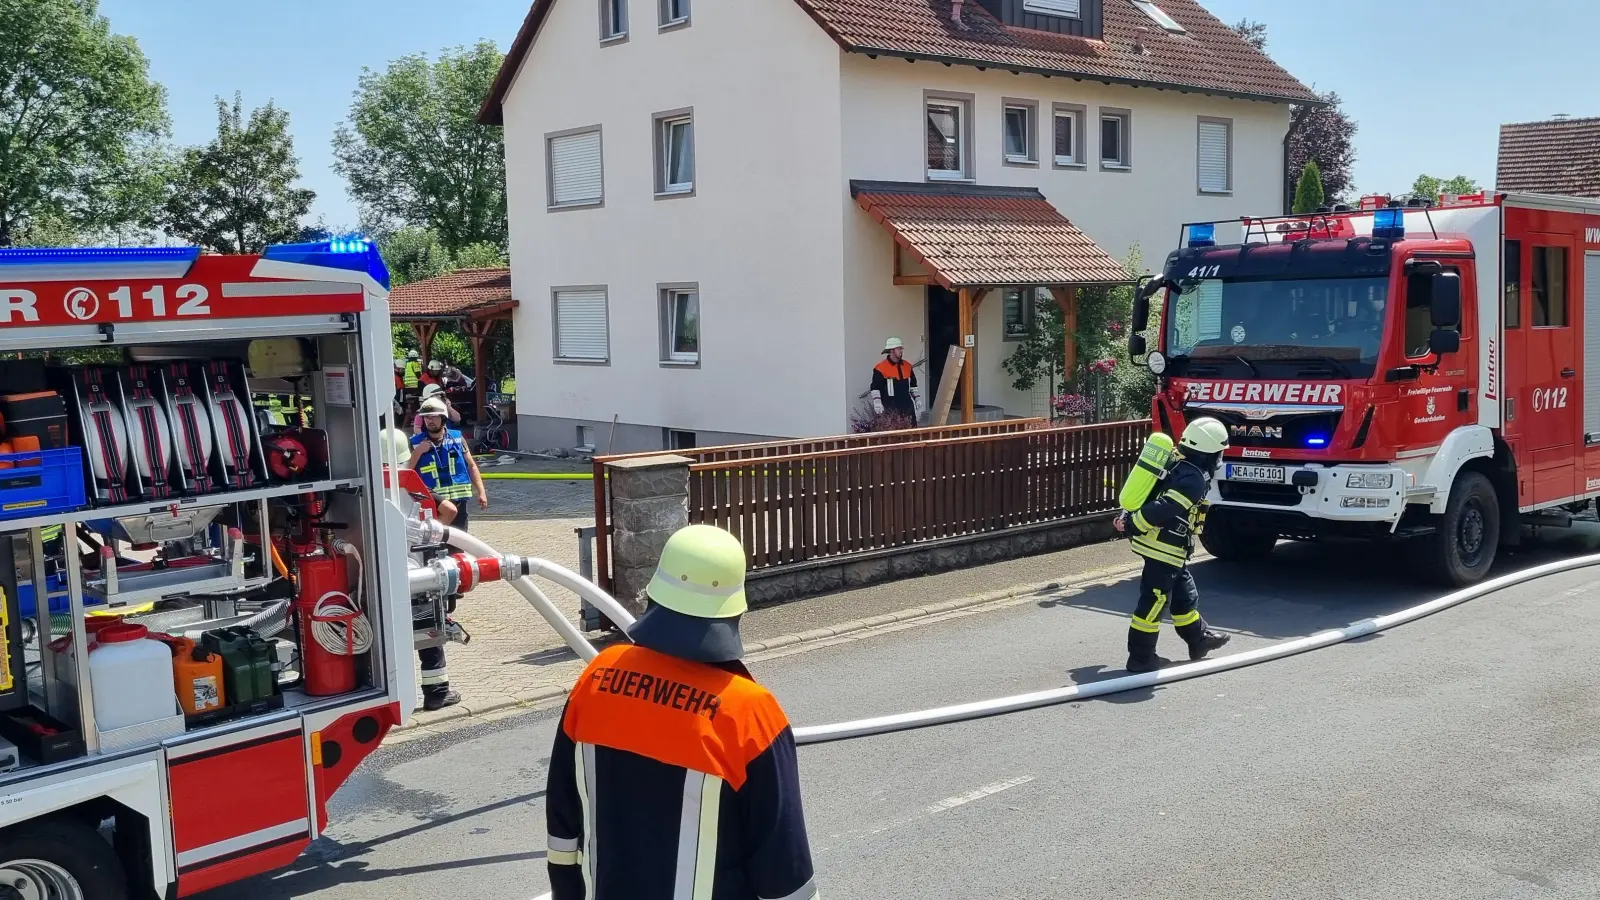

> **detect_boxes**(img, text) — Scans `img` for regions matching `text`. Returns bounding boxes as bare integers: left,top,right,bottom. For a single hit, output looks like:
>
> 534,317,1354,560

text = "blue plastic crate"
0,446,87,522
16,574,67,619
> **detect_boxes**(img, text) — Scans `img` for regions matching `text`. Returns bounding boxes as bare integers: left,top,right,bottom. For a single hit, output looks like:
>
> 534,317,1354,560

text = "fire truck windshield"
1163,275,1389,379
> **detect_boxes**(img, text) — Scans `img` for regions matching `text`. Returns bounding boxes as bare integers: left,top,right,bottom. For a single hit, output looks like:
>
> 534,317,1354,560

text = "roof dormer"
975,0,1104,39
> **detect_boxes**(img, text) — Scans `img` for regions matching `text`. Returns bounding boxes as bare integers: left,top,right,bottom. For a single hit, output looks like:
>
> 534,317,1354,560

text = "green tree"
453,241,508,270
1409,174,1479,203
381,225,455,286
333,42,506,254
160,94,315,252
0,0,170,245
1293,159,1325,213
1231,18,1268,51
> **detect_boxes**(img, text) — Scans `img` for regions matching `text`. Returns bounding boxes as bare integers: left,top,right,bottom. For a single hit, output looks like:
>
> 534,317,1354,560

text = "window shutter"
1024,0,1080,15
1198,121,1229,193
1584,254,1600,435
550,131,603,206
555,289,609,360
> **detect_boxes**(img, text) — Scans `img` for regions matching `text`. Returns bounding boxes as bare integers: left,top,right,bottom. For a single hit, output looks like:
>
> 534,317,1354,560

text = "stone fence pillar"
605,454,691,616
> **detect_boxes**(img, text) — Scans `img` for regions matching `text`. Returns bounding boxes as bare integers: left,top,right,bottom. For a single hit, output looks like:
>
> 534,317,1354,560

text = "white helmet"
421,383,444,399
883,337,904,352
428,359,444,372
1180,417,1229,455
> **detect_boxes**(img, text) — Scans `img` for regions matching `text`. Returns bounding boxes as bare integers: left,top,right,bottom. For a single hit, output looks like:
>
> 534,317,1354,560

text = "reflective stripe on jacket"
1128,458,1210,568
547,644,817,900
411,429,473,500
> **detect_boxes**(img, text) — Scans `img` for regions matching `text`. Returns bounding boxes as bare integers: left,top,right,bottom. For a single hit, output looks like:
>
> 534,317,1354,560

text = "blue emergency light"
1305,435,1328,447
1371,207,1405,240
263,234,391,290
0,246,201,267
1187,223,1216,247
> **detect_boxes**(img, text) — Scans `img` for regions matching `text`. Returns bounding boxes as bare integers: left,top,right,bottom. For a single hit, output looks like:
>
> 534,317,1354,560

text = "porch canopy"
388,267,517,421
849,180,1132,423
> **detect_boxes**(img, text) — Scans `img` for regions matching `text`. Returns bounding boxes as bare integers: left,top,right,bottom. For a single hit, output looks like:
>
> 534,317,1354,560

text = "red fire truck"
1127,191,1600,586
0,239,460,899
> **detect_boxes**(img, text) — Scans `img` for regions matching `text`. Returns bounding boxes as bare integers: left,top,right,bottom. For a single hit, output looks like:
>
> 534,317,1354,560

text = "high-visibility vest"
412,429,473,500
403,361,421,389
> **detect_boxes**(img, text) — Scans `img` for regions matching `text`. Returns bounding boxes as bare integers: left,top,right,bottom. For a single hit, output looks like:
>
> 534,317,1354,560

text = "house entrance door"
927,285,963,409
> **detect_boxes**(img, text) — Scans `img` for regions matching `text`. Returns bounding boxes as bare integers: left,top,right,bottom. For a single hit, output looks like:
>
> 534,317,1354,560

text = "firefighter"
1112,416,1234,673
869,336,920,420
402,349,423,417
545,524,817,900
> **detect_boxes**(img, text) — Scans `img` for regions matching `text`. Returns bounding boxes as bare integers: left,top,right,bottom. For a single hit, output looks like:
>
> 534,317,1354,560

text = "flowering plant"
1088,357,1118,375
1050,392,1095,419
850,405,918,433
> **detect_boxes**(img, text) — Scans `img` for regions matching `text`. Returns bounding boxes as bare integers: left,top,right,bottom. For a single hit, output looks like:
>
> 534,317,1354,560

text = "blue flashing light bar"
263,234,391,290
1305,435,1328,447
0,246,200,267
1371,207,1405,240
1187,222,1216,247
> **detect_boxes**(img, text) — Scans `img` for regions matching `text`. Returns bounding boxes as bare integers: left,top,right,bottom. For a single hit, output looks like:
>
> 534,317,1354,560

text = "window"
1503,240,1521,328
1196,117,1231,194
660,0,688,27
1052,105,1084,166
667,429,697,450
660,285,700,364
1131,0,1186,33
654,110,694,196
1002,101,1037,165
1100,110,1131,169
547,128,604,209
1023,0,1080,16
1403,268,1459,359
577,426,596,450
1531,246,1568,327
926,96,970,180
553,287,609,362
601,0,627,40
1003,289,1038,340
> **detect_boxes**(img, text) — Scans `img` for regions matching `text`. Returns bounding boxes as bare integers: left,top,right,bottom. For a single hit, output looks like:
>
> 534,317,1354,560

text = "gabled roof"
850,180,1130,288
388,267,517,320
1497,117,1600,199
478,0,1318,125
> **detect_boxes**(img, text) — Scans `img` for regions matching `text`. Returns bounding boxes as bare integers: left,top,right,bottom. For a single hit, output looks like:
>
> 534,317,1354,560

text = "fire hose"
404,521,1600,745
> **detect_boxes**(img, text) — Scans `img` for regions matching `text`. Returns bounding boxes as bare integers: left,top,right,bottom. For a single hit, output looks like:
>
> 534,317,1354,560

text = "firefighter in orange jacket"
869,336,919,419
545,524,817,900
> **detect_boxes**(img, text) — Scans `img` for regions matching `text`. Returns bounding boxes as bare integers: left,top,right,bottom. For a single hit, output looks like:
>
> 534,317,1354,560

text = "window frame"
666,429,697,451
659,0,689,30
1531,245,1569,328
545,125,605,211
924,91,975,182
1001,99,1039,167
659,282,701,367
1051,103,1086,169
1503,239,1521,329
1002,288,1040,342
1130,0,1187,33
600,0,629,42
1099,107,1132,171
653,108,695,198
551,285,611,365
1195,115,1233,195
1023,0,1081,17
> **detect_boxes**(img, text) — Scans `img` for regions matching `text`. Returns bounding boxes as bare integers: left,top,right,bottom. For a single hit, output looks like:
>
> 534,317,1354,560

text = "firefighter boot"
423,689,461,711
1126,625,1168,673
1186,629,1231,661
1126,654,1171,673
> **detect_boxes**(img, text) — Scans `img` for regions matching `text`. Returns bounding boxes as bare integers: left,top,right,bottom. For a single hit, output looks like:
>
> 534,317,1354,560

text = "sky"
99,0,1596,229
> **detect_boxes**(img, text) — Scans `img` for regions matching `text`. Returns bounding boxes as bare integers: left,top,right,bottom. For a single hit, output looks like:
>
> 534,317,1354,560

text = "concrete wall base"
745,513,1119,606
519,413,783,455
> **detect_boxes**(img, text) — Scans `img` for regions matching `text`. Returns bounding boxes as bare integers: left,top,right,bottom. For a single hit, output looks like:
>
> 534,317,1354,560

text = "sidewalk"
403,460,1134,732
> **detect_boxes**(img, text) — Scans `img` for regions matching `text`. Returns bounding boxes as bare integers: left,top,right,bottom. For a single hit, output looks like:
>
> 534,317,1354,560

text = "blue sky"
100,0,1594,229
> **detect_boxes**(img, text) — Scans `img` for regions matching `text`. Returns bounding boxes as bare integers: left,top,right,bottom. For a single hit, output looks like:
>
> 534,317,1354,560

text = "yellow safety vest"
404,361,421,389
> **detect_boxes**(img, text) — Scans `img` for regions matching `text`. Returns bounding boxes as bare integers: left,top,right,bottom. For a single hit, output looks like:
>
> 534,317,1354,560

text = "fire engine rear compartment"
0,303,408,897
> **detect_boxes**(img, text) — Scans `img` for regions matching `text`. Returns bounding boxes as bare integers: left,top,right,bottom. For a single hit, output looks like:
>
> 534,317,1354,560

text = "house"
1497,115,1600,199
478,0,1318,453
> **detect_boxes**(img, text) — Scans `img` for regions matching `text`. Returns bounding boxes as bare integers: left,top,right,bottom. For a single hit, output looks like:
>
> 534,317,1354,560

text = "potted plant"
1050,392,1095,425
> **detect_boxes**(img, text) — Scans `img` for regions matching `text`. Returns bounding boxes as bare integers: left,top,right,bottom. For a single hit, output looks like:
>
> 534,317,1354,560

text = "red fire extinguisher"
295,548,360,696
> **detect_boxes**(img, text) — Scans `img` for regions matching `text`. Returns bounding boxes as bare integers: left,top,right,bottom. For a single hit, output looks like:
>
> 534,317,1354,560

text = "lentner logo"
63,287,99,321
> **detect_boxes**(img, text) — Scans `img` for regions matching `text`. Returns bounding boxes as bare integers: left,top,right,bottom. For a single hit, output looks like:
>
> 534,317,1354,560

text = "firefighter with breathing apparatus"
1113,417,1234,672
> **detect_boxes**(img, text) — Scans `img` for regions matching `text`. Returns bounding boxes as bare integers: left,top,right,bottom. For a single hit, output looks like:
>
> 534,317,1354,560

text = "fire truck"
1127,191,1600,586
0,239,464,899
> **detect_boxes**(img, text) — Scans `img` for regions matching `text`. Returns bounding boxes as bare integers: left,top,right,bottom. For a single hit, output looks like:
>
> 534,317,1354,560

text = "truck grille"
1186,406,1343,449
1218,481,1302,506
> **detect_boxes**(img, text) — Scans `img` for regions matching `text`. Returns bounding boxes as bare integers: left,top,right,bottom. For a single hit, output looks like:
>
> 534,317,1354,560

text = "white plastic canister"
89,624,179,732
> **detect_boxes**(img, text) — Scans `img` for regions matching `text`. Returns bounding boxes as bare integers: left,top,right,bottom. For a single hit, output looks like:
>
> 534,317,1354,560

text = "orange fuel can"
170,637,226,715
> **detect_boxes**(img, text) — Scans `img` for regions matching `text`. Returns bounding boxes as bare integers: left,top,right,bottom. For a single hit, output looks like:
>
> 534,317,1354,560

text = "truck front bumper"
1210,462,1410,527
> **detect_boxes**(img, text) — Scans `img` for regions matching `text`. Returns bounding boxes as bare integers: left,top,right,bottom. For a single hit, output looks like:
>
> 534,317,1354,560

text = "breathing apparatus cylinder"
1118,432,1176,512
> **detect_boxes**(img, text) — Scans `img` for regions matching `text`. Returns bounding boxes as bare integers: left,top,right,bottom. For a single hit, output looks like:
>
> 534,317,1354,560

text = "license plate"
1225,464,1286,484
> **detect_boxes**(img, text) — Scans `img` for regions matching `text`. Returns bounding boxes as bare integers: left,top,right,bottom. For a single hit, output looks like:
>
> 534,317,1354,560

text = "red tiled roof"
1497,117,1600,199
851,180,1129,287
387,268,517,319
478,0,1317,125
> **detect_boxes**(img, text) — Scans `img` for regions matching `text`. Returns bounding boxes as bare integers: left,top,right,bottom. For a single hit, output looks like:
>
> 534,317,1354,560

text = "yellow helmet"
633,524,749,662
1180,416,1229,455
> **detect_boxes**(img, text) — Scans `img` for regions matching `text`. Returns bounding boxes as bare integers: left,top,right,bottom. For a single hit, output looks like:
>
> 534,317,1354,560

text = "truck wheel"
1199,513,1278,562
0,818,128,900
1423,471,1499,587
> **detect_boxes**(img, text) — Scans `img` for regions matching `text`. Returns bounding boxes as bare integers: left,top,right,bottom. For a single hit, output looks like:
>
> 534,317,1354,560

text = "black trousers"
418,507,468,699
1127,557,1209,660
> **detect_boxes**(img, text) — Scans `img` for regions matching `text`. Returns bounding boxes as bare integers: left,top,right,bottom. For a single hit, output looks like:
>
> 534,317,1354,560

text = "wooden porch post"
463,317,497,424
1049,286,1079,386
410,321,441,369
957,287,989,424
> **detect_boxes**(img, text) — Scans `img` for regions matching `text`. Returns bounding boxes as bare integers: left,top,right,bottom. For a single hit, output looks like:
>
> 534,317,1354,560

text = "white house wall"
503,0,846,451
838,54,1291,417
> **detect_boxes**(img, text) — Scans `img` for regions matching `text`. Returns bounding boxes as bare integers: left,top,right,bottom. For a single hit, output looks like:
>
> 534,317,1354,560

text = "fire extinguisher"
293,543,370,696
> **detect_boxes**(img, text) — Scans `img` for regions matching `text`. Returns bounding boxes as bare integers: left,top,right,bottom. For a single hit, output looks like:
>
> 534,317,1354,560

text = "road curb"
393,558,1150,736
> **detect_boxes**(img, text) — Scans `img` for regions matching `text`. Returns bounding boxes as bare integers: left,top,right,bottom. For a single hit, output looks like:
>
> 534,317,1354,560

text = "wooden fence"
591,419,1145,585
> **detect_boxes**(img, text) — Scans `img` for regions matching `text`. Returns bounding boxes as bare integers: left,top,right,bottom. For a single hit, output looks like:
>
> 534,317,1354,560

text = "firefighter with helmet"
869,336,920,420
1112,416,1234,673
545,523,817,900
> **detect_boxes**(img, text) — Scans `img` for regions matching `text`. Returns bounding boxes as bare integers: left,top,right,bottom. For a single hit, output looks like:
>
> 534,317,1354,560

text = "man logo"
1229,424,1283,440
64,287,100,321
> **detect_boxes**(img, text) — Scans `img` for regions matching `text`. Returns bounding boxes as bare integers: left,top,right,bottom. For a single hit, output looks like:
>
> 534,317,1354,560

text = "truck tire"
1199,512,1278,562
1422,471,1499,588
0,817,128,900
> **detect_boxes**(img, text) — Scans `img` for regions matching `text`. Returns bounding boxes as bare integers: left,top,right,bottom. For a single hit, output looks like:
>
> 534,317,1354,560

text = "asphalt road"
215,527,1600,900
